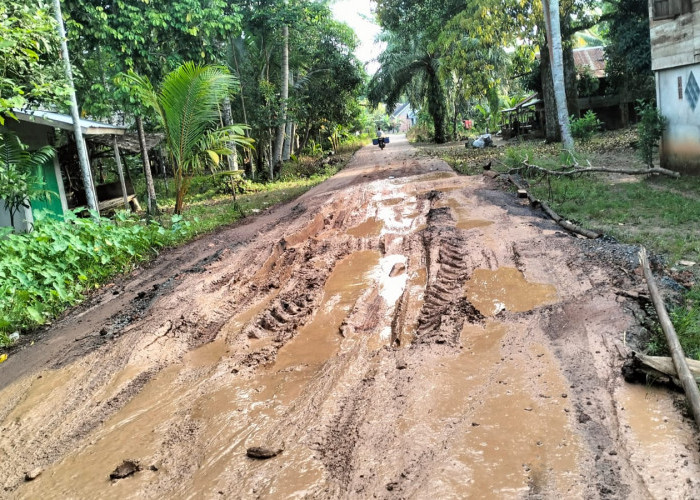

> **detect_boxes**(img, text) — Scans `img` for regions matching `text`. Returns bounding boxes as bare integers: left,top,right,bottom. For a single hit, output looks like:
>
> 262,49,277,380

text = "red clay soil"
0,136,698,499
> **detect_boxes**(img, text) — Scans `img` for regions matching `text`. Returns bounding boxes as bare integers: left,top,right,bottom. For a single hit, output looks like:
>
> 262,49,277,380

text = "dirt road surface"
1,136,699,499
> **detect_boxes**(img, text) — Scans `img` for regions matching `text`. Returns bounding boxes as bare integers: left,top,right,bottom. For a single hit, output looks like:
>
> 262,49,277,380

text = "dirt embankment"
0,136,698,499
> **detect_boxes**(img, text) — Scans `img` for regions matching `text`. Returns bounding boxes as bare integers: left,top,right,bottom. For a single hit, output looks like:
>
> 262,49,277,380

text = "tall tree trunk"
273,25,289,166
541,53,560,142
136,116,157,214
221,96,238,170
543,0,574,149
268,136,274,180
563,43,579,118
231,39,250,131
52,0,98,214
426,60,447,144
282,72,294,161
452,79,463,140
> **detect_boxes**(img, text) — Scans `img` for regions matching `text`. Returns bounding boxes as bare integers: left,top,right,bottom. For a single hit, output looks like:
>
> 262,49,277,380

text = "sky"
331,0,383,74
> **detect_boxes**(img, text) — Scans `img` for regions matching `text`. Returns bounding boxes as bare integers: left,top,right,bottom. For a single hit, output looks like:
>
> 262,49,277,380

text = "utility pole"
52,0,99,213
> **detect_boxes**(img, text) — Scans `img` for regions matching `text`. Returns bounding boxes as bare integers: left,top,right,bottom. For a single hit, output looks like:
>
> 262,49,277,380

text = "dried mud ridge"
1,137,699,499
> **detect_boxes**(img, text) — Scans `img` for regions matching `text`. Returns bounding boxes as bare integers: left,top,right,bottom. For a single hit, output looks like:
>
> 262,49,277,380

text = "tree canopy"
0,1,69,123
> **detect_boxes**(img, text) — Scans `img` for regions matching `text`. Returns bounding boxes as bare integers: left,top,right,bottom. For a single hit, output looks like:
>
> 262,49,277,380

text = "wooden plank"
112,135,130,211
99,194,136,212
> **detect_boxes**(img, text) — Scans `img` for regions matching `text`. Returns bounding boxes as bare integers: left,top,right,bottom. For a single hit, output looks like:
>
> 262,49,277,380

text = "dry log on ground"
505,174,600,239
509,160,680,178
639,247,700,429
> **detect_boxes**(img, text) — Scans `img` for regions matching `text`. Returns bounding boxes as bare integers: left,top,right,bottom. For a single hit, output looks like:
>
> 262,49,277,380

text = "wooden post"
639,247,700,429
112,135,130,211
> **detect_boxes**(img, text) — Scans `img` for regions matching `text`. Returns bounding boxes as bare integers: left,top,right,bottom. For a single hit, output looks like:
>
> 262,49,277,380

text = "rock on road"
1,135,698,499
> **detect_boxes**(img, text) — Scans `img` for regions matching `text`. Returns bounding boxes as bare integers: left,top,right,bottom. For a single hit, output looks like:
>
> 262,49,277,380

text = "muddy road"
1,136,699,499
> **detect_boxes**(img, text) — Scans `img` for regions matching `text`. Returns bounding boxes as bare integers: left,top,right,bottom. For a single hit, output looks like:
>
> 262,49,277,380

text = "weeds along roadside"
0,147,359,349
415,128,700,360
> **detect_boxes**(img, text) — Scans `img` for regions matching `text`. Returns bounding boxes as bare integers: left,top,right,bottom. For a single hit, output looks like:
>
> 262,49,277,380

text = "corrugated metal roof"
12,109,127,135
573,46,606,78
502,93,541,112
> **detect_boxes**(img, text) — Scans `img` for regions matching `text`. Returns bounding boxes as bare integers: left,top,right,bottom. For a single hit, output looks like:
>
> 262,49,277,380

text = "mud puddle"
347,217,384,238
465,267,558,316
395,319,582,498
275,250,380,369
616,384,700,497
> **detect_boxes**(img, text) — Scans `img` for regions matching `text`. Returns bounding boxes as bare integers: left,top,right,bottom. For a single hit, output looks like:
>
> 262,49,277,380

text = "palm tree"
0,130,54,230
125,62,253,214
368,34,448,144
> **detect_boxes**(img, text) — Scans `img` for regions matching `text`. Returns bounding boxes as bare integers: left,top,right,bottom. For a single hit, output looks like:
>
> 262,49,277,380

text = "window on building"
653,0,692,20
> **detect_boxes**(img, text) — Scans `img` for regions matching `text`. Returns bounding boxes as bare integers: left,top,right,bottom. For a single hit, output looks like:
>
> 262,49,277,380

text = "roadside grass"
647,285,700,361
0,148,358,349
163,172,337,243
414,128,700,359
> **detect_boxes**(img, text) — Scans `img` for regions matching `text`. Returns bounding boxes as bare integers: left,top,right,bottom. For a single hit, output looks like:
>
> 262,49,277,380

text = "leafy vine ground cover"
0,210,187,346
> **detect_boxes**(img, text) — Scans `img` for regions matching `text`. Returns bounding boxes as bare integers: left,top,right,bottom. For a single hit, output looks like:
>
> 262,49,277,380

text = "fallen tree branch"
506,174,600,239
639,247,700,429
509,160,680,178
539,200,601,239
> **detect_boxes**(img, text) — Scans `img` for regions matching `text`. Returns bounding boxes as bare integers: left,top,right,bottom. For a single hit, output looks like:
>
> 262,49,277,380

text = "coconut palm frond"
158,63,236,168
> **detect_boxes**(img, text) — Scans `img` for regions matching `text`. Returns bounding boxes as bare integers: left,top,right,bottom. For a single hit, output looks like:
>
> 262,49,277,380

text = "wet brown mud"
1,136,699,499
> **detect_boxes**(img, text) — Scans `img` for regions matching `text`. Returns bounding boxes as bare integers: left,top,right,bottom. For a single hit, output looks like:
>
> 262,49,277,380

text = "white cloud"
331,0,384,74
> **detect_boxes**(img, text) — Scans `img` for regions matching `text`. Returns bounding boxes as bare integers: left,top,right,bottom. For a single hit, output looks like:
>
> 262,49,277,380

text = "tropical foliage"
0,209,189,344
0,1,69,122
0,129,55,228
125,63,253,213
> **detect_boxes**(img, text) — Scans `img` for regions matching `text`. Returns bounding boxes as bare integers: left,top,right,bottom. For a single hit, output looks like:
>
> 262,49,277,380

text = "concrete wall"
656,63,700,172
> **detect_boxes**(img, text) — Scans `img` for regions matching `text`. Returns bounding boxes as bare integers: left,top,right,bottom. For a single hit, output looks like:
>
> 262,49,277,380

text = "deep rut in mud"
1,136,699,499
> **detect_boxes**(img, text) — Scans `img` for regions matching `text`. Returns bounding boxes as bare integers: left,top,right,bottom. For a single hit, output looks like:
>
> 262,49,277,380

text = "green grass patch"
526,175,700,264
647,285,700,360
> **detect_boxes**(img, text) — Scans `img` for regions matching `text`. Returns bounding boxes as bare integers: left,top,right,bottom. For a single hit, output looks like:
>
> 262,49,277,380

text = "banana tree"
124,62,253,214
0,130,54,230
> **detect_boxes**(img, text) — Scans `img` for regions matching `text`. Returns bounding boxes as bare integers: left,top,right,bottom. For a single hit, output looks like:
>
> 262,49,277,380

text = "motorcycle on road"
372,136,390,150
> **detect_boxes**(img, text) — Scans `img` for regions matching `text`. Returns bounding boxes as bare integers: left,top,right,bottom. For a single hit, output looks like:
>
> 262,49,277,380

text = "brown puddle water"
381,197,404,207
457,219,493,231
347,217,384,238
432,195,491,230
19,252,380,499
275,250,380,369
400,322,581,498
413,171,456,182
616,384,700,496
180,249,381,497
17,292,280,499
465,267,558,316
